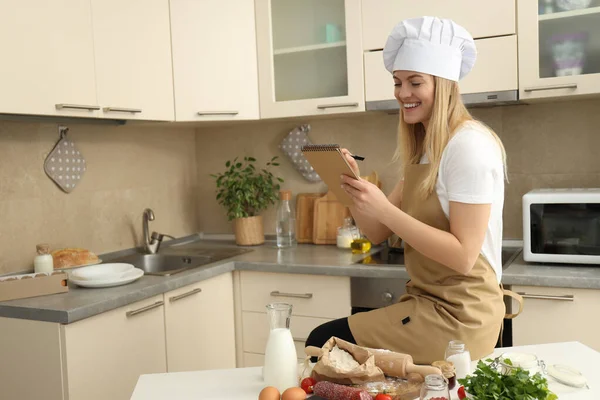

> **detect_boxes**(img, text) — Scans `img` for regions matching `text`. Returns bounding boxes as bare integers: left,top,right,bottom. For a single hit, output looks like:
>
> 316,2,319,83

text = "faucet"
143,208,163,254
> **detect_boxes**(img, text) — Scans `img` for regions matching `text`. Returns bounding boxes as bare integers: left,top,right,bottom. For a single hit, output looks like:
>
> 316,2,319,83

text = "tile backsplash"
0,121,198,274
196,99,600,239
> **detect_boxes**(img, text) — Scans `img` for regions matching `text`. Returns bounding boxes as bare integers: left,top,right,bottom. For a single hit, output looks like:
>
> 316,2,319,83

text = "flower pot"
234,216,265,246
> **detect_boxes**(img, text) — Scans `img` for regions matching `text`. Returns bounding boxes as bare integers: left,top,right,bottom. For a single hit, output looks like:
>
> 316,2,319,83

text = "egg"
281,387,307,400
258,386,280,400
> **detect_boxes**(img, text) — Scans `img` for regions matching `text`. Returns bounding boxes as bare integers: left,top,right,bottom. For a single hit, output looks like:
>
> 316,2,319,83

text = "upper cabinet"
255,0,364,119
91,0,174,121
518,0,600,100
0,0,99,118
170,0,260,121
361,0,516,51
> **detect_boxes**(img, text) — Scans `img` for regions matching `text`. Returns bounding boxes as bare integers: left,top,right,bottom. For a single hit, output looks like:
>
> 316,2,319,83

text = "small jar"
337,217,358,249
419,374,450,400
34,244,54,273
445,340,471,381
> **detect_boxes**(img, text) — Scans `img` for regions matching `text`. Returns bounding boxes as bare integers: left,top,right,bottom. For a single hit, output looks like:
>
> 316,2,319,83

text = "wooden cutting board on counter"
312,191,351,245
296,193,325,243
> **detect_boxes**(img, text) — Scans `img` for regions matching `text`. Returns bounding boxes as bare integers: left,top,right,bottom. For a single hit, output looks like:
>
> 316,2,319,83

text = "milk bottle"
263,303,298,392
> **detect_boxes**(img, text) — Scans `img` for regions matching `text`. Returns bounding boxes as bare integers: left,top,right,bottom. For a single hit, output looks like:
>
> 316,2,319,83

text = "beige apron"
348,163,520,364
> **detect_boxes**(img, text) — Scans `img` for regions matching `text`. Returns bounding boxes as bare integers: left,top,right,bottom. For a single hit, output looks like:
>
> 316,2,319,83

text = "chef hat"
383,16,477,82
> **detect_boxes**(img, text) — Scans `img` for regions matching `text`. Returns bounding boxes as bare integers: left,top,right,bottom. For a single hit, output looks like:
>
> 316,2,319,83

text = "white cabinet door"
164,273,237,372
62,295,167,400
361,0,516,50
0,0,99,118
255,0,364,118
91,0,174,121
517,0,600,100
170,0,259,121
512,286,600,352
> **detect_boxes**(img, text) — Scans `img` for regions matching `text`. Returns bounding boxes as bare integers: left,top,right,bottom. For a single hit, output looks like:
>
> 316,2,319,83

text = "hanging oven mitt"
44,126,86,193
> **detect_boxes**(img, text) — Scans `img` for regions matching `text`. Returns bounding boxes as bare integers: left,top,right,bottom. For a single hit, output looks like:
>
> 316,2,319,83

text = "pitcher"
263,302,298,392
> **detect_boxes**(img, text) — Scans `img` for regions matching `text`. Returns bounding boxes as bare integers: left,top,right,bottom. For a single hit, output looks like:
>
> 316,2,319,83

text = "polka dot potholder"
278,124,322,183
44,126,86,193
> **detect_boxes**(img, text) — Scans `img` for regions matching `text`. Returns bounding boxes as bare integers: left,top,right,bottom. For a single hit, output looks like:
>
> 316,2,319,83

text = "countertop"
130,341,600,400
1,234,599,324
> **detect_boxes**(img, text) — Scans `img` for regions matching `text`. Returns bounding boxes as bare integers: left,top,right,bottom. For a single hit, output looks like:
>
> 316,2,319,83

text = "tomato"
457,385,467,400
300,377,316,394
375,394,393,400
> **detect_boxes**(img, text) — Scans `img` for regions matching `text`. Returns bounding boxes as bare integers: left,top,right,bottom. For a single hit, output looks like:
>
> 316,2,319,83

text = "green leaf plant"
210,156,284,221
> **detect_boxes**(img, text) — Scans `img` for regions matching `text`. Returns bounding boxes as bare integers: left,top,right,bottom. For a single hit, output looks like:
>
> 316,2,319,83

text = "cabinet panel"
91,0,174,121
512,286,600,351
170,0,259,121
62,295,166,400
165,273,236,372
0,0,98,117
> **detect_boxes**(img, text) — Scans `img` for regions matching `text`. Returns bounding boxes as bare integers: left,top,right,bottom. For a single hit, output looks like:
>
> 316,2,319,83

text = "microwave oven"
522,188,600,265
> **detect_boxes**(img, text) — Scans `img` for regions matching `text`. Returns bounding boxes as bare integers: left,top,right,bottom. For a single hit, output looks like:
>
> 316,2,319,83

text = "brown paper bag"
304,337,386,385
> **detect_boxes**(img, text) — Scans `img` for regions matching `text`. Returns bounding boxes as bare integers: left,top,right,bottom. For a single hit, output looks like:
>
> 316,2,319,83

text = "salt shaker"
445,340,471,381
34,244,54,273
419,374,450,400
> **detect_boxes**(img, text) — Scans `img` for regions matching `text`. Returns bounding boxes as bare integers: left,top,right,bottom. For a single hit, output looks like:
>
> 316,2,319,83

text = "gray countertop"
1,235,599,324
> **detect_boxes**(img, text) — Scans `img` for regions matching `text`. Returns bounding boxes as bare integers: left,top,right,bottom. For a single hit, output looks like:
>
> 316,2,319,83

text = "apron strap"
502,288,524,319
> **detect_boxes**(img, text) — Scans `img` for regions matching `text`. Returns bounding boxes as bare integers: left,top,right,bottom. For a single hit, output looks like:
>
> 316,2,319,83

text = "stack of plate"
69,263,144,288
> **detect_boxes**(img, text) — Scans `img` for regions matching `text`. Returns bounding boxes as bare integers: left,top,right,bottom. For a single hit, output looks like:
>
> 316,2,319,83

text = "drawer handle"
126,301,164,317
103,107,142,114
169,288,202,303
270,291,313,299
517,292,574,302
523,83,577,92
55,103,101,111
197,111,239,116
293,337,308,342
317,102,358,110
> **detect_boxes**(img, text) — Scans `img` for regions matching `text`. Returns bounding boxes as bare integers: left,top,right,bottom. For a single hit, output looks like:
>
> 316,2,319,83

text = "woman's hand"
341,174,391,222
340,148,361,177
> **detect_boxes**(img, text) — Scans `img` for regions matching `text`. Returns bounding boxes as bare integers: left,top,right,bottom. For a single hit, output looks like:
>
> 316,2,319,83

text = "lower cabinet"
512,285,600,351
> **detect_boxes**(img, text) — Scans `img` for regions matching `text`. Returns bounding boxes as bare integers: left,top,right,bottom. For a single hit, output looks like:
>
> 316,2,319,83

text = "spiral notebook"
301,144,360,207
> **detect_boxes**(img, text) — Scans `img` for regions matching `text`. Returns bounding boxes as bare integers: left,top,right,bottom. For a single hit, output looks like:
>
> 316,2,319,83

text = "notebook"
301,144,360,207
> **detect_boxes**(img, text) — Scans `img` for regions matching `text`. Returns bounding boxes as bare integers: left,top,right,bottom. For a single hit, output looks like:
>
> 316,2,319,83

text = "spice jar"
336,217,359,249
419,374,450,400
444,340,471,381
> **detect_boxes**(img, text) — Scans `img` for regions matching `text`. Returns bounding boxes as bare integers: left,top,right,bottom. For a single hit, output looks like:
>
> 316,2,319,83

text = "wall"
0,121,197,274
196,99,600,239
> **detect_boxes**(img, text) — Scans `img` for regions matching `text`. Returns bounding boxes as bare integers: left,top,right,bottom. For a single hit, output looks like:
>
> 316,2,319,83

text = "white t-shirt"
420,121,505,281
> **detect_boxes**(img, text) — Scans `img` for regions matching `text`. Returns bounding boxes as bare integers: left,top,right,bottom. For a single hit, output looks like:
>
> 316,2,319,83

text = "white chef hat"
383,16,477,82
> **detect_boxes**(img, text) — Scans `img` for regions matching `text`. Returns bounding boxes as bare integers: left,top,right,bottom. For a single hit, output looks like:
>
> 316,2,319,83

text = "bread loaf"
51,248,99,269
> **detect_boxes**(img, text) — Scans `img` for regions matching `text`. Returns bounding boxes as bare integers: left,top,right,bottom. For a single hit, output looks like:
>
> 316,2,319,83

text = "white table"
131,342,599,400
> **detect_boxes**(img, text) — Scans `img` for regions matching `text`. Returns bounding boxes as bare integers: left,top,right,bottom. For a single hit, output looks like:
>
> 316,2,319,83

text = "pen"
351,154,365,161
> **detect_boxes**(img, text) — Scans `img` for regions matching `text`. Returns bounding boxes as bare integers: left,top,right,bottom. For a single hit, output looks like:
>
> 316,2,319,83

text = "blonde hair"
393,76,507,197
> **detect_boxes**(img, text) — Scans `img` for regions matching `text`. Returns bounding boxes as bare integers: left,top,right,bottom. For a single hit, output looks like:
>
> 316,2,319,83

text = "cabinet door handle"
126,301,164,317
270,291,313,299
317,102,359,109
293,337,308,342
55,103,101,111
523,83,577,92
517,292,574,301
103,107,142,114
197,111,239,116
169,288,202,303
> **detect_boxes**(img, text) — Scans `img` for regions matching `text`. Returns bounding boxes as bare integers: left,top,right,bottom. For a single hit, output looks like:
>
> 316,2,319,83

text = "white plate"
71,263,134,281
70,268,144,288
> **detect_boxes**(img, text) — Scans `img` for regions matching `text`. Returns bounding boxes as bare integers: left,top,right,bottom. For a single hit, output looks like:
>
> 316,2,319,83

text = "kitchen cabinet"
62,294,167,400
512,285,600,352
164,273,236,372
361,0,516,51
91,0,174,121
0,0,99,118
236,271,351,366
170,0,259,121
254,0,364,119
518,0,600,100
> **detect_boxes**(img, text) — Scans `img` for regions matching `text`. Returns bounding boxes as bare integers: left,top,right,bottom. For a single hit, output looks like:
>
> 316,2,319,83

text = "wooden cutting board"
296,193,325,243
312,191,351,245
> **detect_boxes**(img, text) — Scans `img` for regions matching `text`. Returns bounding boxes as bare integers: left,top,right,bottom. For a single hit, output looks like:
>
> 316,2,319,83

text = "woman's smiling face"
393,71,435,126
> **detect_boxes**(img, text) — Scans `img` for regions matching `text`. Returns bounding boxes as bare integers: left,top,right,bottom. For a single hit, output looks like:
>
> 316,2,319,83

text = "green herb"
210,156,283,221
458,359,558,400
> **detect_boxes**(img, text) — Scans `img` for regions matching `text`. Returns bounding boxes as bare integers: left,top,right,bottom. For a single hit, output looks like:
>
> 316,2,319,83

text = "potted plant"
211,156,284,246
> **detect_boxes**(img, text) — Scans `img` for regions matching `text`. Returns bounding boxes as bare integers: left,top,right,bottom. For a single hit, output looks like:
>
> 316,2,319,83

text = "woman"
305,16,521,364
